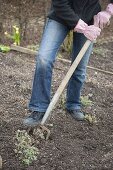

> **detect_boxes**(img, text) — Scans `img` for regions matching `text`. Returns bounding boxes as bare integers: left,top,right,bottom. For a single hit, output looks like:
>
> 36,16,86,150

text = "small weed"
84,114,97,124
57,53,63,59
14,130,39,166
5,25,20,45
62,31,73,53
81,96,92,107
59,94,66,110
27,44,39,51
97,36,113,45
93,47,108,56
0,44,10,53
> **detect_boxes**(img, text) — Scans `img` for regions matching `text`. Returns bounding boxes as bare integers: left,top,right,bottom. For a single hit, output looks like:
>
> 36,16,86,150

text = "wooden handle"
11,44,37,55
41,40,91,125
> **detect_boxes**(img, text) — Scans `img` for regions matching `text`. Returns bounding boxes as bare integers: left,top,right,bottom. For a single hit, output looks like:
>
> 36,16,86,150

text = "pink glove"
94,11,111,29
106,3,113,15
74,19,101,41
94,3,113,29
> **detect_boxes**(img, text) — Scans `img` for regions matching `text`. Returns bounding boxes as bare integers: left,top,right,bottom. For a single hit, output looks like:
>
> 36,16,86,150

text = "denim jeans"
29,19,93,112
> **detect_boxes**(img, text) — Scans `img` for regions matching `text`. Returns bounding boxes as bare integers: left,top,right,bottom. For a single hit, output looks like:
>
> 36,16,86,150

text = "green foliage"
5,25,20,46
84,114,97,124
0,45,10,53
57,53,63,59
93,47,108,56
27,44,40,51
60,94,66,106
58,94,66,110
14,130,39,166
63,31,73,53
81,96,92,107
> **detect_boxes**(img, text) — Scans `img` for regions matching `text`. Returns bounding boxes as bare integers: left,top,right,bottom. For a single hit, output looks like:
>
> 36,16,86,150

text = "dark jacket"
48,0,113,29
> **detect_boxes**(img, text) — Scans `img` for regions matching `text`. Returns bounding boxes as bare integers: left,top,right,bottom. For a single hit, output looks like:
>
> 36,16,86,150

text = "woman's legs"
29,19,69,112
66,33,93,111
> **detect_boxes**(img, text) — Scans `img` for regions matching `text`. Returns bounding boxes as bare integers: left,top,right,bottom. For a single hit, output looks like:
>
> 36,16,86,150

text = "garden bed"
1,34,113,169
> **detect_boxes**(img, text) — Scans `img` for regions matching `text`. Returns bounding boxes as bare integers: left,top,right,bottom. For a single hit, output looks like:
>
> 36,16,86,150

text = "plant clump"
84,114,97,124
81,95,93,107
4,25,20,46
14,130,39,166
0,45,10,53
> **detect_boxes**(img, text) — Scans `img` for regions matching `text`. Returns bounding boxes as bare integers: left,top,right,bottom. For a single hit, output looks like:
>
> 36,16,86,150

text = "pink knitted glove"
94,11,111,29
74,19,101,41
106,3,113,15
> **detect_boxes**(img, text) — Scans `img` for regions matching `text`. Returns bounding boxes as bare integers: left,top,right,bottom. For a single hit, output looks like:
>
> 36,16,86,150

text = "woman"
23,0,113,126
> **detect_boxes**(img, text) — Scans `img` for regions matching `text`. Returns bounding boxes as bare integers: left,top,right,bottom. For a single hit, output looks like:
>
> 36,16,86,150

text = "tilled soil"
0,37,113,170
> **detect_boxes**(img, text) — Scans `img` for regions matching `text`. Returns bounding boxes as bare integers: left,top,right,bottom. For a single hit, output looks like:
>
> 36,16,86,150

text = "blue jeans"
29,19,93,112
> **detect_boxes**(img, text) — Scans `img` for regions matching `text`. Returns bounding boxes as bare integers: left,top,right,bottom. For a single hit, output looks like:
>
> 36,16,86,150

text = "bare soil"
1,32,113,170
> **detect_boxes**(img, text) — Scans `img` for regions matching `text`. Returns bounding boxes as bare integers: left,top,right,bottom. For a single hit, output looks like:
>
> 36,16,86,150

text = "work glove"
94,3,113,29
74,19,101,41
106,3,113,16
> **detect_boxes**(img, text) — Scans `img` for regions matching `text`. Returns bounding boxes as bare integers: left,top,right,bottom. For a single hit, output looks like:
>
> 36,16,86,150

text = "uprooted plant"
14,130,39,166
